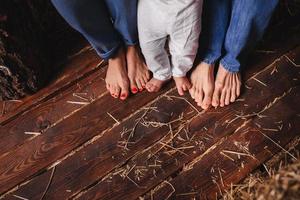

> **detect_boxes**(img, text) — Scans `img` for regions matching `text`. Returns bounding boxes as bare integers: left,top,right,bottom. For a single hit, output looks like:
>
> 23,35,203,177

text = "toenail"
139,88,144,92
132,88,138,93
121,93,127,98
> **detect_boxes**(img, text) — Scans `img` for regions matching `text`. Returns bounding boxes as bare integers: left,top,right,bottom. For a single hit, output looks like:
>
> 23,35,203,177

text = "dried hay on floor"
222,142,300,200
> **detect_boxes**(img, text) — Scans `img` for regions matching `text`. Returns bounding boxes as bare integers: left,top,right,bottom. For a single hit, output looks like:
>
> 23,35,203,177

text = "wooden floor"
0,17,300,200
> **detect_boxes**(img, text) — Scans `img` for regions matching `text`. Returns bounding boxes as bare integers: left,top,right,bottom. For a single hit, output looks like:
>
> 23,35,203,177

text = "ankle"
109,47,125,62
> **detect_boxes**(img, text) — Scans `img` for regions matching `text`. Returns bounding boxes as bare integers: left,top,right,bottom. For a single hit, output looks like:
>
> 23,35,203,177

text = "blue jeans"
51,0,138,60
198,0,279,72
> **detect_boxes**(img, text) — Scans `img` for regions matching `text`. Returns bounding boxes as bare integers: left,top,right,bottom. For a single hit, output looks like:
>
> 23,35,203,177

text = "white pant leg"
169,0,203,77
138,0,172,81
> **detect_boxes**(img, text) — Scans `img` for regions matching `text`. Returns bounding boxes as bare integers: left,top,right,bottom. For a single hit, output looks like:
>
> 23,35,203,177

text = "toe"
115,86,121,98
189,86,196,99
225,89,231,105
146,82,154,92
220,89,226,107
130,79,138,94
182,84,188,92
230,86,236,102
212,87,221,107
110,86,117,98
142,76,148,88
135,79,142,91
196,89,204,106
177,86,184,96
137,79,145,91
120,86,129,100
202,89,213,110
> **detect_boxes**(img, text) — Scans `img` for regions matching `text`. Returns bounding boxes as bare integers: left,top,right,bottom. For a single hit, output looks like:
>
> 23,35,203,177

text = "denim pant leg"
105,0,138,46
51,0,123,60
198,0,231,65
220,0,279,72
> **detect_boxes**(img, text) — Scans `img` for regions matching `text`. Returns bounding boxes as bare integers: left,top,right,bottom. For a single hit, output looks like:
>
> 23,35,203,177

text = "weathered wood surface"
143,86,300,200
0,71,173,194
1,8,299,126
76,47,300,200
0,8,299,200
0,64,107,157
1,45,299,200
0,49,102,125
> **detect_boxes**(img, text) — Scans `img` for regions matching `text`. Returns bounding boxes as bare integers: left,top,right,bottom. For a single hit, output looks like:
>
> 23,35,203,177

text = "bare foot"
189,62,214,110
212,64,241,107
105,48,130,100
173,76,192,96
126,45,150,93
146,78,167,92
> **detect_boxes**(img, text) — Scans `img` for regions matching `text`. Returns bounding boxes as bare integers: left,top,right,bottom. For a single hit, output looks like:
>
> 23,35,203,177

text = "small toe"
146,83,154,92
120,86,129,100
212,92,219,107
220,89,226,107
110,86,117,98
202,91,213,110
115,86,121,98
130,81,138,94
189,86,196,99
196,89,204,106
135,79,143,91
177,86,184,96
230,87,236,102
225,89,231,105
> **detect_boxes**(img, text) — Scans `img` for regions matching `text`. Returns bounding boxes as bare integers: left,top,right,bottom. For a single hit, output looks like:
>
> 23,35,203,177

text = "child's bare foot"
105,48,130,100
212,64,241,107
126,45,150,93
189,62,214,110
173,76,192,96
146,78,167,92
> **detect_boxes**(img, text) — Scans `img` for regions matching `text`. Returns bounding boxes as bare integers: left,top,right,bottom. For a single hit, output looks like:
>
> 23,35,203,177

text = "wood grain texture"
76,49,300,200
0,49,102,125
0,78,173,195
143,86,300,200
0,67,106,158
2,46,299,200
0,10,299,200
2,87,196,199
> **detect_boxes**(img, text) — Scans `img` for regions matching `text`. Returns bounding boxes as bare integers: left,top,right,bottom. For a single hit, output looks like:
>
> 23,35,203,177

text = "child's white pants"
138,0,203,80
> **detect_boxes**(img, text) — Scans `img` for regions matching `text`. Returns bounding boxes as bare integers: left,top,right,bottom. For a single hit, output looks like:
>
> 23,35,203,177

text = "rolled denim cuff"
199,53,220,65
220,58,240,72
96,42,122,61
124,40,138,46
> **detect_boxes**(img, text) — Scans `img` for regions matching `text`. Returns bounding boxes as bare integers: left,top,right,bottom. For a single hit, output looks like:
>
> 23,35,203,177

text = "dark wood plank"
0,48,103,125
1,87,198,199
0,67,106,158
144,86,300,200
1,10,300,126
0,13,298,199
74,48,300,200
3,45,299,200
0,79,173,195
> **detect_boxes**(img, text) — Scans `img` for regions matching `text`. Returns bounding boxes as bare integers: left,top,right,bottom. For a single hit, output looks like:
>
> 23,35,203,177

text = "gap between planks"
0,86,177,198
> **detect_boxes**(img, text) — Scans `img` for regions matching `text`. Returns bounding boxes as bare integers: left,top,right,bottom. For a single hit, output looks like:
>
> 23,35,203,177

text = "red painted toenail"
121,93,127,98
132,88,138,93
